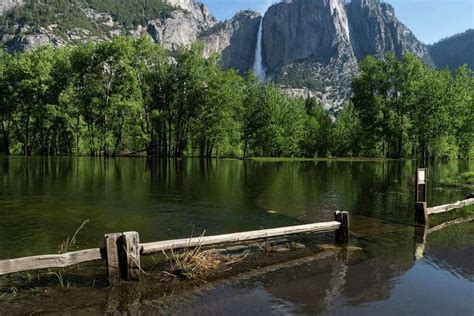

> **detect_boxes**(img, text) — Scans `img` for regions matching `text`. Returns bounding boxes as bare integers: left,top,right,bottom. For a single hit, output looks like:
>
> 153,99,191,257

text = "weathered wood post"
415,168,429,225
334,211,349,243
104,233,122,283
122,231,141,281
415,202,428,225
104,231,141,282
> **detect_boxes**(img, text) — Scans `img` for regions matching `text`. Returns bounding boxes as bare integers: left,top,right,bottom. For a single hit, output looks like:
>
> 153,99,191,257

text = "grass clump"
161,234,248,280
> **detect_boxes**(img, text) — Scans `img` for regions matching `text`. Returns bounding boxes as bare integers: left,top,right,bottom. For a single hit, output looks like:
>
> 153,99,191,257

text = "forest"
0,36,473,158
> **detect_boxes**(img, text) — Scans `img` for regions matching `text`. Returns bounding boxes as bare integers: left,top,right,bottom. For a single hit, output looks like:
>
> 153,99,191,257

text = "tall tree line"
352,53,473,159
0,38,472,158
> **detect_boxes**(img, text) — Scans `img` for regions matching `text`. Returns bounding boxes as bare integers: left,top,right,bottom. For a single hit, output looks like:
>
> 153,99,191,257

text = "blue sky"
200,0,474,44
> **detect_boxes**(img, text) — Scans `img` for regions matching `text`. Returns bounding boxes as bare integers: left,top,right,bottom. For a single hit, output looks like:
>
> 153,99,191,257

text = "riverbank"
4,153,474,161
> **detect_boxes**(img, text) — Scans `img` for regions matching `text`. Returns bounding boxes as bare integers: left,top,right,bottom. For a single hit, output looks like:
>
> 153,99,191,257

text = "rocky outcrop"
1,0,216,52
203,11,261,74
3,31,64,52
147,10,204,50
0,0,23,15
166,0,215,28
146,0,216,50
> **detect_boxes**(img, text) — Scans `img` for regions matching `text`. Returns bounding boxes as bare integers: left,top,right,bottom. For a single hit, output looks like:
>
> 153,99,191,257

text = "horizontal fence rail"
416,197,474,225
0,211,349,280
0,249,102,276
141,221,341,254
427,198,474,215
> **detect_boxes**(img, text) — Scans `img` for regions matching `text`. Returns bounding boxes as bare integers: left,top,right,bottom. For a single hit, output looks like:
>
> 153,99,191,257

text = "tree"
300,98,334,157
3,47,55,155
333,103,361,157
353,52,473,159
0,50,11,155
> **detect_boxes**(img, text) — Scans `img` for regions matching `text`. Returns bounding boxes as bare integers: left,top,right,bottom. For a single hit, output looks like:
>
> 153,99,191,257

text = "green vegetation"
439,171,474,189
0,0,173,41
352,53,473,159
0,39,473,158
274,66,327,91
86,0,172,28
1,0,101,36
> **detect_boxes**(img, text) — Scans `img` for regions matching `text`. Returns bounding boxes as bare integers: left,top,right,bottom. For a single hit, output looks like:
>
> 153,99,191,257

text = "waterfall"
253,17,266,82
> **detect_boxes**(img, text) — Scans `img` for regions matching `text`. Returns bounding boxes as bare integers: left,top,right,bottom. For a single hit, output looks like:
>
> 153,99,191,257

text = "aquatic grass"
161,232,248,280
0,286,18,300
46,271,71,289
287,241,305,251
256,239,278,255
57,219,90,254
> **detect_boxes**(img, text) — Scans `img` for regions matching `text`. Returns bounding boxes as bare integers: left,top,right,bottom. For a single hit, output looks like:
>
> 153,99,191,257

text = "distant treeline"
0,37,472,158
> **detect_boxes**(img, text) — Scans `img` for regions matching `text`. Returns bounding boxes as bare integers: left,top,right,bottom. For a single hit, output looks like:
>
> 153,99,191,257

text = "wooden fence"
414,167,474,225
0,211,349,282
416,198,474,225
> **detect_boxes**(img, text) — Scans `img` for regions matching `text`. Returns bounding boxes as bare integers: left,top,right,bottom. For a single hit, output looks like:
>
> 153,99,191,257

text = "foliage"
0,40,472,159
1,0,101,36
0,0,173,41
352,52,473,159
86,0,172,28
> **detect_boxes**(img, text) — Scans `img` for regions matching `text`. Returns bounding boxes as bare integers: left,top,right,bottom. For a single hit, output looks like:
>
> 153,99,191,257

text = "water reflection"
0,157,472,314
146,220,473,315
0,157,472,259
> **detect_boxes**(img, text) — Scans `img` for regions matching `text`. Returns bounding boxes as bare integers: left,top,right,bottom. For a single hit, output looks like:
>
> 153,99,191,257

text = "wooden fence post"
122,232,141,281
104,233,121,283
334,211,349,244
415,202,428,225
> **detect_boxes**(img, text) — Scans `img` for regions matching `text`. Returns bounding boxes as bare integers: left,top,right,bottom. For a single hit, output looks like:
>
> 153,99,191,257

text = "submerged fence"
1,167,472,283
0,211,349,282
414,167,474,225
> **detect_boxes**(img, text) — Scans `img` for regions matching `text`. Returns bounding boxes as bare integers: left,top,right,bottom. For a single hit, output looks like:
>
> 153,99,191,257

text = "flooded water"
0,157,473,314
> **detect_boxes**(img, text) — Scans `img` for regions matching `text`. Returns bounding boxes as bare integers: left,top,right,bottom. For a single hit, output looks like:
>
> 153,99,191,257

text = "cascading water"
253,17,266,82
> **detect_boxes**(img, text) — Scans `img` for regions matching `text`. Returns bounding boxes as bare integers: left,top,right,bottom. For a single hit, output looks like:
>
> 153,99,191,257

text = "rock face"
203,11,261,74
166,0,215,27
429,29,474,70
260,0,359,109
0,0,23,15
254,0,433,109
346,0,431,64
0,0,216,52
262,0,354,75
147,8,213,51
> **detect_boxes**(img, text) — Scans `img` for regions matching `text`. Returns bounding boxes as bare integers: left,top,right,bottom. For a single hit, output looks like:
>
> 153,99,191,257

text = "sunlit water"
0,157,472,314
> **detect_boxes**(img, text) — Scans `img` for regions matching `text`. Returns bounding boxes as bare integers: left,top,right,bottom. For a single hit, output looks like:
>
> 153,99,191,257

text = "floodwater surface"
0,157,472,314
